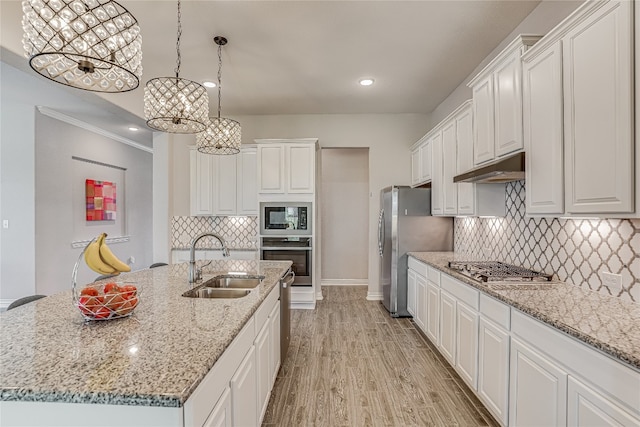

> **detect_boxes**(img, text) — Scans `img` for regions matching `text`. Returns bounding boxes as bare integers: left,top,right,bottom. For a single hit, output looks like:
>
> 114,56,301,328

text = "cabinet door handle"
377,209,385,257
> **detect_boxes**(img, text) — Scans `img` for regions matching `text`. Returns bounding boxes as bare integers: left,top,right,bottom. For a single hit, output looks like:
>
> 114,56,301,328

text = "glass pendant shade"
144,77,209,134
22,0,142,92
196,117,241,155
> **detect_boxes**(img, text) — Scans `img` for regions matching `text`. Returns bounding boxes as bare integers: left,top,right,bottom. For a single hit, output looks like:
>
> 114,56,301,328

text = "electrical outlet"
482,247,491,258
2,220,8,229
601,271,622,294
128,256,136,264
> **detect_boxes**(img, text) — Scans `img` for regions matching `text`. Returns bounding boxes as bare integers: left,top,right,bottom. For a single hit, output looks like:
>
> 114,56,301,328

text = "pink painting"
86,179,116,221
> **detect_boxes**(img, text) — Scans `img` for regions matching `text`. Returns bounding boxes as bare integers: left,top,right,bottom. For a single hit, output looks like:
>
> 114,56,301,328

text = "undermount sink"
182,274,265,299
204,275,264,289
182,287,251,299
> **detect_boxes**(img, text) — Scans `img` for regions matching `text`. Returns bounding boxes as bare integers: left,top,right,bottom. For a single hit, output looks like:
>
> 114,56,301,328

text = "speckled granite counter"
0,260,291,407
408,252,640,371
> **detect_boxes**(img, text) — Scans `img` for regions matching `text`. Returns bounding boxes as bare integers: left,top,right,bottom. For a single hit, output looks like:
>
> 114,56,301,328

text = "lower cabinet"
184,286,281,427
415,274,427,332
407,269,417,317
477,317,510,426
406,256,640,427
205,387,232,427
439,290,457,365
231,346,258,427
567,376,639,426
509,337,567,426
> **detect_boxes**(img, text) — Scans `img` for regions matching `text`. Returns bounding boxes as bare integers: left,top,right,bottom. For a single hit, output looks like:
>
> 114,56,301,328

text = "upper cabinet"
190,146,258,216
468,35,542,167
410,135,432,187
256,139,317,196
523,0,636,217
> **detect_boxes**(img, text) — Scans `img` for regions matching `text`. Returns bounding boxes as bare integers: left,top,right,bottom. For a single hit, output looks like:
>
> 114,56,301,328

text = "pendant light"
143,0,208,134
196,36,241,155
22,0,142,92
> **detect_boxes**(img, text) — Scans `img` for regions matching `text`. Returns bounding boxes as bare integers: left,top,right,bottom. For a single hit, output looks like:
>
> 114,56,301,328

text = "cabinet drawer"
427,266,441,285
480,294,510,330
408,257,428,278
254,286,279,335
441,274,479,310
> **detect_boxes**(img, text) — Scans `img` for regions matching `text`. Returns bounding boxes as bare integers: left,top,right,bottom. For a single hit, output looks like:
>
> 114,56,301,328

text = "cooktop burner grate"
447,261,553,283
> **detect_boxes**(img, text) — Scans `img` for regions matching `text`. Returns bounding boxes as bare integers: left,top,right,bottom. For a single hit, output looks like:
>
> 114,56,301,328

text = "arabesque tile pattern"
171,216,258,250
454,181,640,303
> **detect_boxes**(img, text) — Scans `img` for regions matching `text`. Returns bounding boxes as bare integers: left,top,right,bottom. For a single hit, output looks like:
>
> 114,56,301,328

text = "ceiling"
1,0,541,121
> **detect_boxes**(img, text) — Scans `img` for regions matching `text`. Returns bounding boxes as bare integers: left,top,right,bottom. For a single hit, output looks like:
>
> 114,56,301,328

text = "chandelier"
196,36,241,155
22,0,142,92
143,0,208,134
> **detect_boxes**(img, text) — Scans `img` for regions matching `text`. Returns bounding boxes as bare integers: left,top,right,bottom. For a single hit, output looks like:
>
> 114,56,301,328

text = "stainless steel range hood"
454,152,525,183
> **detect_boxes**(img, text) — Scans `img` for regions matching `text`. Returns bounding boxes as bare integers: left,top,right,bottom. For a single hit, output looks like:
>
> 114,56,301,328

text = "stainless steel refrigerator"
378,186,453,317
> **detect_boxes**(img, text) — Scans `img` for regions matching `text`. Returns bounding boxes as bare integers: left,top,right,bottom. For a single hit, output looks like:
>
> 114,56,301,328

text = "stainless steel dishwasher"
280,268,295,362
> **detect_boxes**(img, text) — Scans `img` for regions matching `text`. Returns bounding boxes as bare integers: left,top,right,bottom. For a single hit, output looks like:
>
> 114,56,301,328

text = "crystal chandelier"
143,0,208,134
196,36,241,155
22,0,142,92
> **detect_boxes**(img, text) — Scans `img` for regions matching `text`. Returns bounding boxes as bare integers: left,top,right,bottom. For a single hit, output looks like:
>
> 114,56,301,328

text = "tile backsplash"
172,216,258,250
454,181,639,303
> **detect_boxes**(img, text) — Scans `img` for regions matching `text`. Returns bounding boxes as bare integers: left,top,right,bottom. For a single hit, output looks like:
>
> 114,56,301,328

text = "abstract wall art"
86,179,116,221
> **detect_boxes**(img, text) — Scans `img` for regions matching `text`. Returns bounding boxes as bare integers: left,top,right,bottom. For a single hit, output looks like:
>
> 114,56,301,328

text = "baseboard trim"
366,292,383,301
291,301,316,310
321,279,368,287
0,299,14,311
315,291,323,301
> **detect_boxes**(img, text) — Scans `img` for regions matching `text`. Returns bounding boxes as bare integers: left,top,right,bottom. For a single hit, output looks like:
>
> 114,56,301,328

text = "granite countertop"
0,260,291,407
408,252,640,371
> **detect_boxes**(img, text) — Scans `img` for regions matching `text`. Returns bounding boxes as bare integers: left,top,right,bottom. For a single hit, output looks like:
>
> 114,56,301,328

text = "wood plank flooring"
262,286,500,427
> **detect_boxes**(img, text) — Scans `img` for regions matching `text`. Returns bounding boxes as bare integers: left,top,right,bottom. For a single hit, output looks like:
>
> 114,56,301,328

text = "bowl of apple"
75,282,139,321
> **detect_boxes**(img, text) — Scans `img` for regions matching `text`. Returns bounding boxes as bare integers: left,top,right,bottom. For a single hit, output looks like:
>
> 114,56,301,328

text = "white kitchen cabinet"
236,148,258,215
256,139,317,195
204,387,232,427
407,269,417,317
410,147,420,186
522,0,635,217
455,301,478,390
468,35,541,166
190,148,215,216
509,337,567,427
522,39,564,215
269,301,281,385
439,290,456,365
230,345,258,427
190,146,258,217
477,294,511,426
442,119,458,216
455,101,476,215
420,140,432,183
563,0,634,214
425,280,440,345
255,319,271,423
414,274,427,333
431,131,444,215
478,317,510,426
567,376,640,426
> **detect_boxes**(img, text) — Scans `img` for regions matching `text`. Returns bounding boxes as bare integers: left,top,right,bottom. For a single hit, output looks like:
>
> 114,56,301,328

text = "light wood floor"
262,286,499,427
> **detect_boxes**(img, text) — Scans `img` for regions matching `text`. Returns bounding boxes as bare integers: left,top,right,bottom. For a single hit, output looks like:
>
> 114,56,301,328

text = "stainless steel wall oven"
261,237,312,286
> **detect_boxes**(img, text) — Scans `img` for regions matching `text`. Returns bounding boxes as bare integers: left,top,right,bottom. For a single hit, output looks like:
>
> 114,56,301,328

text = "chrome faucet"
189,232,230,284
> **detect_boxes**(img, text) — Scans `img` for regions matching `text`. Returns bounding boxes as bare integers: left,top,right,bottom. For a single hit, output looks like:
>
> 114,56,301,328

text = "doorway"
320,148,369,286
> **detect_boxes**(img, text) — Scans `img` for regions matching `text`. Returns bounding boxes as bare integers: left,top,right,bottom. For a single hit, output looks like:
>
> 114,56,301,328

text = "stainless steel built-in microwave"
260,202,311,235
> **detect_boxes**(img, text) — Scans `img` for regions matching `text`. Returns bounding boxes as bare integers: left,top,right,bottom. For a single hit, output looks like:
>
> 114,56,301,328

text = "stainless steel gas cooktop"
447,261,553,283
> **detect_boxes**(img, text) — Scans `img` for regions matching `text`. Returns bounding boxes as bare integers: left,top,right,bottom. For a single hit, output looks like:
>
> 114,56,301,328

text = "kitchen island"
0,259,291,426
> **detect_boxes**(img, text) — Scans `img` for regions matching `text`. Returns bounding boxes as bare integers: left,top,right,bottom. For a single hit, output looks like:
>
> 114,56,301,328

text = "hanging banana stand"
72,237,139,321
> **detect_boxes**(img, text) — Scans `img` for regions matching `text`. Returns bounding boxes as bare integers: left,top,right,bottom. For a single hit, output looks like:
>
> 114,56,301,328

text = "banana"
98,234,131,273
84,234,118,275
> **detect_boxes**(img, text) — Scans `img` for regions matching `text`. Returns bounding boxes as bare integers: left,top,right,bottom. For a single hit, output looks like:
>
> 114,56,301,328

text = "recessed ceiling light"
359,78,374,86
128,127,138,131
203,81,217,88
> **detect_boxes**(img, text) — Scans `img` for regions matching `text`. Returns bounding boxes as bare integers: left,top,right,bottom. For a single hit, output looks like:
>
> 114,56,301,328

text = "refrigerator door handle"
378,209,384,257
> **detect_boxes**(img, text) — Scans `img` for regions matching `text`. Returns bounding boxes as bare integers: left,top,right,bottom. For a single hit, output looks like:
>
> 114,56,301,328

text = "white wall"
0,61,153,304
320,148,369,282
429,0,584,125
